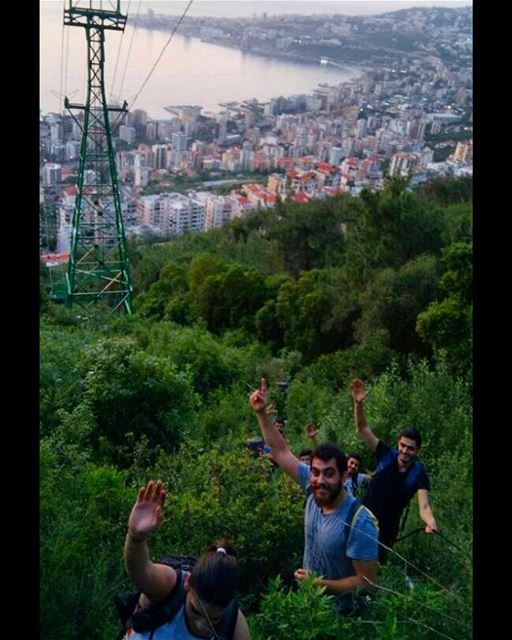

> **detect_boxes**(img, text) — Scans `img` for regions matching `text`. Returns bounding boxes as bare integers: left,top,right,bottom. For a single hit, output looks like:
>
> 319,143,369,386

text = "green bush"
145,446,305,611
77,336,199,463
249,576,338,640
40,444,133,640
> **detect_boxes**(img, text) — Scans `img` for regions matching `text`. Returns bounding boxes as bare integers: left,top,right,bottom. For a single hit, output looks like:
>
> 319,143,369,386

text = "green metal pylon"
63,1,132,314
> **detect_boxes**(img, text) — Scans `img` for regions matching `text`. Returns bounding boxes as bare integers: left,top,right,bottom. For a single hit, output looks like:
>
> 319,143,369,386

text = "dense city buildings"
40,5,472,252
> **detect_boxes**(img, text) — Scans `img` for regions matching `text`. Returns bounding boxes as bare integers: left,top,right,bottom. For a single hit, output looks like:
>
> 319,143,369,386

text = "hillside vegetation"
40,176,472,639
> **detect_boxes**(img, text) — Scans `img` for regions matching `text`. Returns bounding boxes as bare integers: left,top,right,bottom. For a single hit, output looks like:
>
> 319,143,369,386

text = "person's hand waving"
128,479,166,541
350,378,369,404
306,423,320,440
249,377,268,414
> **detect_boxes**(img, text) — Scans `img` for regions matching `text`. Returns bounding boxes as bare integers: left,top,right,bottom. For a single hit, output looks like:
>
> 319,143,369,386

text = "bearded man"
250,379,379,616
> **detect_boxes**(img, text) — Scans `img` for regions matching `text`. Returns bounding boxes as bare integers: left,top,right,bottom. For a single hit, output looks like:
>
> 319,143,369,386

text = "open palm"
350,378,369,403
128,480,166,539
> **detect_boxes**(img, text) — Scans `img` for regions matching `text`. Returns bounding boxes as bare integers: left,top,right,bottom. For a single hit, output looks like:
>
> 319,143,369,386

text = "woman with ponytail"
123,480,250,639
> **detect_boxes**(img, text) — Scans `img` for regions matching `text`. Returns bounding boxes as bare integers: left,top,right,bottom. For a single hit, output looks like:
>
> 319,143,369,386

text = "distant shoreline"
140,25,364,77
135,26,368,111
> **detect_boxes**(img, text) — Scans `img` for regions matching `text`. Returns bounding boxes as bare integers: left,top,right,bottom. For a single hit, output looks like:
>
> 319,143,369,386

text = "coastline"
133,26,369,111
144,25,363,74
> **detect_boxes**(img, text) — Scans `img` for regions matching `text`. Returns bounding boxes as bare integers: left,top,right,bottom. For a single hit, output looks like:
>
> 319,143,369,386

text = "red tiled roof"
292,191,311,203
317,162,337,173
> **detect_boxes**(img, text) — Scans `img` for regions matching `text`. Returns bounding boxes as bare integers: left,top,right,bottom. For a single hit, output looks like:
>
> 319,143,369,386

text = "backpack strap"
343,497,363,547
346,497,362,526
404,461,422,493
374,451,423,494
373,449,398,476
129,568,187,633
159,555,197,573
216,599,240,640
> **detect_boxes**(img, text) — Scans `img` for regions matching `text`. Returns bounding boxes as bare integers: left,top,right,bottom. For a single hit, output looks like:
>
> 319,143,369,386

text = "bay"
40,1,471,117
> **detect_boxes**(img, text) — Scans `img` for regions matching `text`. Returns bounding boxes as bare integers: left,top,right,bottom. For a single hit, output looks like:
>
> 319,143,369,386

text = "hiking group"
119,377,437,638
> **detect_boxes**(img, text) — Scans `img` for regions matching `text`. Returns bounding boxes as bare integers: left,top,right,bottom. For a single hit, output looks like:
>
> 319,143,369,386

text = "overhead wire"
343,517,472,612
433,529,472,560
109,0,132,102
402,617,461,640
352,616,463,640
58,0,67,113
64,7,71,107
117,0,142,103
362,576,472,632
128,0,195,111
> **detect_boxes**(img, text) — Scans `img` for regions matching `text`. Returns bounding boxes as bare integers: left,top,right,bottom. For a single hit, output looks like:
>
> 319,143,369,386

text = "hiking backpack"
114,555,239,640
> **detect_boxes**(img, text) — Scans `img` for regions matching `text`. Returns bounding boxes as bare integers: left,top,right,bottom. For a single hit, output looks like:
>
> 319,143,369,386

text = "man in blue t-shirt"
350,378,438,562
250,379,379,615
344,453,371,498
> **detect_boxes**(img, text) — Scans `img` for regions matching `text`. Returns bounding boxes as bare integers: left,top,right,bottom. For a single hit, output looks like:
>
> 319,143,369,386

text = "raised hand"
128,480,166,541
306,423,320,439
350,378,369,404
249,377,268,414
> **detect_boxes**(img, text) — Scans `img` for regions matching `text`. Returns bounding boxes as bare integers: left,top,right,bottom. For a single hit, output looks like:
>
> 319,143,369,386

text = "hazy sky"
42,1,473,18
41,0,472,115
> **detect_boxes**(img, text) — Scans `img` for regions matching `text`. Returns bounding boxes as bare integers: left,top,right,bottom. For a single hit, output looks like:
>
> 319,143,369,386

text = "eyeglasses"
192,590,227,640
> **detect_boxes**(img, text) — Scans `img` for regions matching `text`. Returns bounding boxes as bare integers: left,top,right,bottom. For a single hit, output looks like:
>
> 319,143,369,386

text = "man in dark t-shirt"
350,379,437,562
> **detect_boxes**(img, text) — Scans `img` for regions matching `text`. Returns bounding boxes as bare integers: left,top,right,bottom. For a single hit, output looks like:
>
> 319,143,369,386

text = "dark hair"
189,539,239,608
311,442,347,475
299,448,312,458
347,452,362,464
398,427,422,449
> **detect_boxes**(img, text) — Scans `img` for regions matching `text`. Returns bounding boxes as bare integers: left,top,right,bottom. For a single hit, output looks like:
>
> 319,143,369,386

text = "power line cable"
58,0,67,113
397,526,472,561
128,0,195,111
118,0,142,103
395,526,424,543
64,9,71,106
109,0,132,101
344,516,472,612
434,529,472,560
403,616,462,640
363,576,472,632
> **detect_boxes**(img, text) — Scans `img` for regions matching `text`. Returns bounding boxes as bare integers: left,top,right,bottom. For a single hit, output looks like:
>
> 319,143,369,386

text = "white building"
389,152,418,177
43,163,62,187
329,146,344,165
205,195,238,231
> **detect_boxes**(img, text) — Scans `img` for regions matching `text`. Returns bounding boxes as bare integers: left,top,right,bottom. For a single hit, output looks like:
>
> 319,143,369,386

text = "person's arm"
249,378,300,481
305,423,320,448
350,379,379,452
124,480,177,601
233,610,251,640
417,489,438,533
294,559,378,595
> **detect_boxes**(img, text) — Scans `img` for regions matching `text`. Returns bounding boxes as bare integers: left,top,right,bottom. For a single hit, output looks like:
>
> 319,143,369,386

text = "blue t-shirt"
343,473,370,498
126,603,214,640
298,463,378,579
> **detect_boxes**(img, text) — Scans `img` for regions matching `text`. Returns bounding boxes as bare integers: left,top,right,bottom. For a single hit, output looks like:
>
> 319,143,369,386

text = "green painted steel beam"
63,1,132,315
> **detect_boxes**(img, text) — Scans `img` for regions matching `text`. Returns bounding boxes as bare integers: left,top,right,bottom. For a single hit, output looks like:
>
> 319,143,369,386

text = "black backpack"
114,555,239,640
